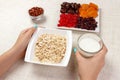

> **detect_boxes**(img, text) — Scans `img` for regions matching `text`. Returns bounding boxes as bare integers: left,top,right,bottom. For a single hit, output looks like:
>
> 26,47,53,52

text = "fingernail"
34,24,38,28
73,48,77,54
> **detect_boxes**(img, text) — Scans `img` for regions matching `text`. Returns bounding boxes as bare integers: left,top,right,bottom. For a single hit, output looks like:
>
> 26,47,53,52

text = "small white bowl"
30,14,44,22
24,28,72,67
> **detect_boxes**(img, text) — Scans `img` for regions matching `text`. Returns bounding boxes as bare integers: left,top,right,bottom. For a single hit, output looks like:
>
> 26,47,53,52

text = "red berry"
58,13,78,27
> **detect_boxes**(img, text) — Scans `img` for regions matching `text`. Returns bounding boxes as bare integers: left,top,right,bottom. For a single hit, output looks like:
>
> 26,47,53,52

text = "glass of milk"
77,33,103,57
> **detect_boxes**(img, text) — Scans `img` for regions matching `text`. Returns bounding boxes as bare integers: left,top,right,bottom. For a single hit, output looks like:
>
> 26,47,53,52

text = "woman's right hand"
12,27,36,58
75,45,108,80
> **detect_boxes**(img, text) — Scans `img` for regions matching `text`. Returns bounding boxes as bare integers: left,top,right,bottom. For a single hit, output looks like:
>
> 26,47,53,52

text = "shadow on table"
31,53,78,80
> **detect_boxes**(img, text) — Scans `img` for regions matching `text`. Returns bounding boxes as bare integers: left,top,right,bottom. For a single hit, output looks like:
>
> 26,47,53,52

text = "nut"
29,7,44,16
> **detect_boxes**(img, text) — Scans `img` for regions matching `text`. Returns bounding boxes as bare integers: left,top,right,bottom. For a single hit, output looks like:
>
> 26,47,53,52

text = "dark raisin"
60,9,66,13
60,2,81,14
76,17,98,30
68,9,75,14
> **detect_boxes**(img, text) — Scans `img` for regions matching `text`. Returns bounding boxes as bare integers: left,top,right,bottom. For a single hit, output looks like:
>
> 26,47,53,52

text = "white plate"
57,10,100,33
24,28,72,67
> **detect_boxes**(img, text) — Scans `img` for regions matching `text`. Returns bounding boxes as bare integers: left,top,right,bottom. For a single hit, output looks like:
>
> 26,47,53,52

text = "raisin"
76,17,97,30
60,2,81,14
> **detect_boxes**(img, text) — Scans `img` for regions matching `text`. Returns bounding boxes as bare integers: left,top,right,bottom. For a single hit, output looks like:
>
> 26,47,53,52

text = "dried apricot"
87,10,98,18
79,2,98,18
81,4,89,10
89,3,98,10
87,7,96,12
80,10,88,18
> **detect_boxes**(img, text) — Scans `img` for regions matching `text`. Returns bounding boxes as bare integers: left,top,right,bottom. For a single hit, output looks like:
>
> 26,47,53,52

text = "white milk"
79,37,101,53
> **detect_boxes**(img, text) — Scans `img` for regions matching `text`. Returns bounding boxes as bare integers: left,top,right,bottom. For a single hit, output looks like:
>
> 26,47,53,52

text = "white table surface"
0,0,120,80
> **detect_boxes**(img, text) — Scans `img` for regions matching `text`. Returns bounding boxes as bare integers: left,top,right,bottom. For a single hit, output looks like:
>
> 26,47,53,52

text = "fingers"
21,28,31,34
75,51,85,62
25,27,36,36
95,44,108,58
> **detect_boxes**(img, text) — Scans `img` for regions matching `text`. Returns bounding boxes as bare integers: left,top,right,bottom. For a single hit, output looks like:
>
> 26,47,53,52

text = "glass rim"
77,33,103,54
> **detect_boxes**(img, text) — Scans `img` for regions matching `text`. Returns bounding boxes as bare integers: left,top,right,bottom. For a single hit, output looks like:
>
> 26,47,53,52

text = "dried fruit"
60,2,80,14
89,3,98,10
81,4,89,10
75,17,97,30
87,10,98,18
79,3,98,18
58,2,99,30
58,13,78,27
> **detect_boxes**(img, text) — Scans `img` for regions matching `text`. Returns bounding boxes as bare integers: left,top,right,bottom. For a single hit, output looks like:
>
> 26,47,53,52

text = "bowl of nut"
24,28,72,67
28,7,44,22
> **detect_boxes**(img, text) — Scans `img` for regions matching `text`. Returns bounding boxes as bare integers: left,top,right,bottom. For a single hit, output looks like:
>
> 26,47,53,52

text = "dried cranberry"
58,13,78,27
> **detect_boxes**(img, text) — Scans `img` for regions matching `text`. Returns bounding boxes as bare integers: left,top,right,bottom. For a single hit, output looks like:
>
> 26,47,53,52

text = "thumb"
26,27,36,37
